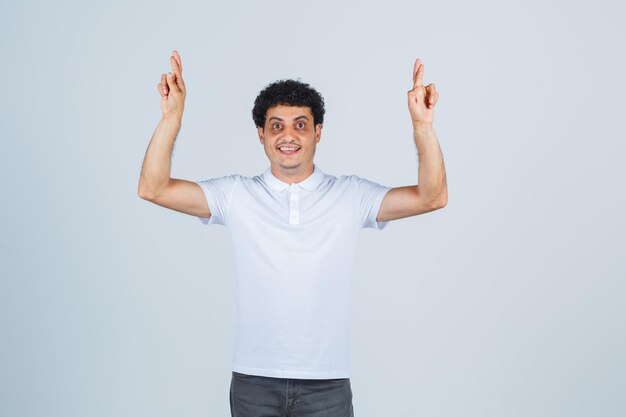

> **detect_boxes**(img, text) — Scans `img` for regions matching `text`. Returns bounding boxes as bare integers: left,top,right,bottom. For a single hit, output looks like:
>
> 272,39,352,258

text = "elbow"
138,189,152,201
436,185,448,209
429,199,446,210
431,191,448,210
138,180,170,202
137,183,155,201
415,186,447,212
138,176,166,202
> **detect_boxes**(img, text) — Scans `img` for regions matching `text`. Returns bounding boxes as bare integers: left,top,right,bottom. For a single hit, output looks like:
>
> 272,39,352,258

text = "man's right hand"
141,50,209,218
157,50,186,120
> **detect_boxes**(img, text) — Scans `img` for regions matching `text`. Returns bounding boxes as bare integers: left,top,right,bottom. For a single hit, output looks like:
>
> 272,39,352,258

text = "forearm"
138,116,181,199
413,123,447,205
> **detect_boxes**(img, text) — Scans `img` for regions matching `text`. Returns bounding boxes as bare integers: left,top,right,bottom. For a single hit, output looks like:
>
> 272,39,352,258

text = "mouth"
277,146,301,156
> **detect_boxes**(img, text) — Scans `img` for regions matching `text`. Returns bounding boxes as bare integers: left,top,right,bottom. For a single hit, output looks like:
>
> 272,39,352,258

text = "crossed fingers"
411,58,438,109
158,50,185,98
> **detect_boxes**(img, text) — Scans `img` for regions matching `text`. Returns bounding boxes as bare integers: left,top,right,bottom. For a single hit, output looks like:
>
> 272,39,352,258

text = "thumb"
165,72,180,93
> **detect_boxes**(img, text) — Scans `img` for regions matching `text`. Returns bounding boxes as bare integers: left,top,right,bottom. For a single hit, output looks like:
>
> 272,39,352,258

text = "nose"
283,124,299,136
277,126,300,142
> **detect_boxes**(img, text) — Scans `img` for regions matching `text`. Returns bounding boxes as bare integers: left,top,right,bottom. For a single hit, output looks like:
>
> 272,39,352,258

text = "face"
258,105,322,174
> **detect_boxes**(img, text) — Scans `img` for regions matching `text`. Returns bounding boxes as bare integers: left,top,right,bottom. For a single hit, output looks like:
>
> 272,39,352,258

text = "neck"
271,162,315,184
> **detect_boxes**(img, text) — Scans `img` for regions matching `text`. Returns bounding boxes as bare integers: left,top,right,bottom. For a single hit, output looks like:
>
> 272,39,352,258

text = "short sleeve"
195,174,239,226
355,176,392,230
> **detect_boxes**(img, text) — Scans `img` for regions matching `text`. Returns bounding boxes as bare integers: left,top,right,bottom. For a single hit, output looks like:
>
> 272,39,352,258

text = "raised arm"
137,51,210,219
376,58,447,222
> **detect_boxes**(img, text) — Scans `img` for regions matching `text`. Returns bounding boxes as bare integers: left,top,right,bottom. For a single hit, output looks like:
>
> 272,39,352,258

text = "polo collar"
262,164,324,191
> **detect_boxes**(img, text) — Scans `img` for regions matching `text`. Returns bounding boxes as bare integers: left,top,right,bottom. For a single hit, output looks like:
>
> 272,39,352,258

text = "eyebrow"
268,115,310,122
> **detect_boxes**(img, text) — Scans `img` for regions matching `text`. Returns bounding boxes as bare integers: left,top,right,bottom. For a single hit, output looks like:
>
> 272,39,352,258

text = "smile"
277,146,301,155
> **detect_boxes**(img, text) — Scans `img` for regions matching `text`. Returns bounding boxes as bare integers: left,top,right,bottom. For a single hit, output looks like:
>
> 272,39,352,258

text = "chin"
278,161,300,170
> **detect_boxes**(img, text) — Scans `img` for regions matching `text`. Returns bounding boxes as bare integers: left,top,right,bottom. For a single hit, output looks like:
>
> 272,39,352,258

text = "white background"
1,0,624,416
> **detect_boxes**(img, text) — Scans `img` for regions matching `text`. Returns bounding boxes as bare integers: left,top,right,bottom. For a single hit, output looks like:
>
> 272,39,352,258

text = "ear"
257,126,265,144
315,124,322,143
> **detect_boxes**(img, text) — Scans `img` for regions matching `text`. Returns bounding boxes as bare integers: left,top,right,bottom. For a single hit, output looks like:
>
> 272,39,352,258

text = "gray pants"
229,371,354,417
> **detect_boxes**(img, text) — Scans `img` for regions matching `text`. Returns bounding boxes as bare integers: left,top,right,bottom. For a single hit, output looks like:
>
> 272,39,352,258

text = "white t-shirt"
196,164,391,379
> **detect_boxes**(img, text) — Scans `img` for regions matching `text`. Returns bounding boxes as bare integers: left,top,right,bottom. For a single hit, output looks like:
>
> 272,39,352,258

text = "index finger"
413,58,424,88
172,50,183,74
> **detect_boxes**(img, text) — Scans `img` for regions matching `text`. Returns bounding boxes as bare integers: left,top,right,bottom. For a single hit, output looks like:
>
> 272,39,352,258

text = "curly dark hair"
252,79,325,129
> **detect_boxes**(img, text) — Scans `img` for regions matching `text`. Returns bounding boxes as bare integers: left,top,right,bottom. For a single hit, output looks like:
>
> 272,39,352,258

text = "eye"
296,122,305,129
272,123,281,130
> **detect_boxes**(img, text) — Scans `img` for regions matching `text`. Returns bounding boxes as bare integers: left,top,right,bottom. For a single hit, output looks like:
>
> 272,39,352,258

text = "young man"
138,51,446,417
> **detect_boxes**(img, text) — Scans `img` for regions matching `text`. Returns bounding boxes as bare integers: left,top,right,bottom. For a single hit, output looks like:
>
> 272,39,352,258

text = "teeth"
279,147,299,151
